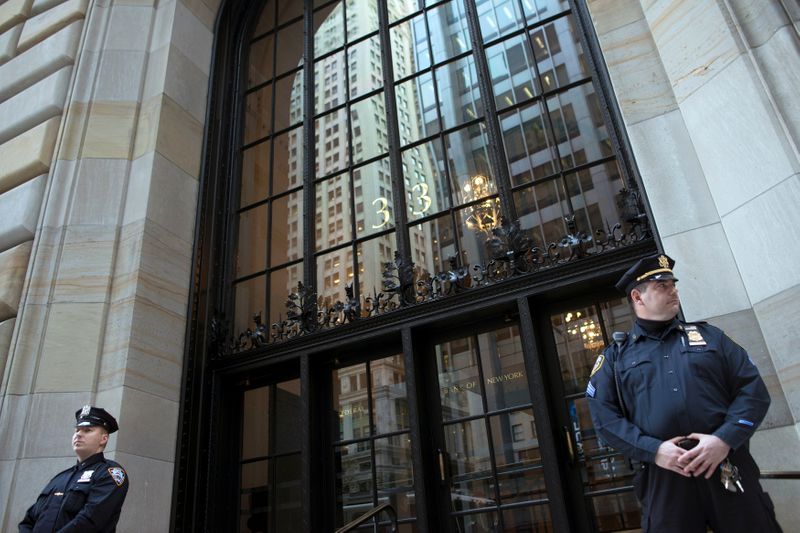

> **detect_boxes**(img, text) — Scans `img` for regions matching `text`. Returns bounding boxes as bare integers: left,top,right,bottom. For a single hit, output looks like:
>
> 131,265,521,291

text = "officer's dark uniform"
587,254,781,532
19,407,129,532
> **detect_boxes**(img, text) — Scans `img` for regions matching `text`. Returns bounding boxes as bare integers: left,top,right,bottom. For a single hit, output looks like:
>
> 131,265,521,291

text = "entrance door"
545,298,643,532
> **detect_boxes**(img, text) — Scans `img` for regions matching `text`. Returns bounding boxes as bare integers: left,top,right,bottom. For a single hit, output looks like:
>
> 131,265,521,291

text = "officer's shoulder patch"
108,467,126,487
590,354,605,377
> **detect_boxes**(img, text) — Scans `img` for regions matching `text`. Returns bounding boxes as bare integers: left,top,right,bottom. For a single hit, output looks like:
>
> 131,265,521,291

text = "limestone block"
0,23,23,65
662,223,750,320
0,66,71,145
134,94,203,177
754,283,800,421
18,0,88,53
2,457,71,532
0,460,14,530
0,241,33,322
0,174,45,252
0,117,59,195
627,110,718,237
93,49,147,101
106,4,156,52
728,0,792,48
593,17,676,125
22,391,92,458
0,394,30,461
4,303,46,394
34,301,105,392
61,100,138,160
31,0,67,16
723,175,800,305
181,0,215,30
0,20,82,103
0,0,33,35
644,0,742,103
113,451,174,533
68,158,128,226
172,0,213,75
681,56,798,216
52,225,117,303
163,44,209,123
124,151,199,244
0,317,15,380
586,0,644,36
115,387,178,460
751,424,800,472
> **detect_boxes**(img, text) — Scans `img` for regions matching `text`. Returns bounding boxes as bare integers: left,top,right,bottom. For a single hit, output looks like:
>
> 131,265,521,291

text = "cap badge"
658,255,669,269
80,405,91,417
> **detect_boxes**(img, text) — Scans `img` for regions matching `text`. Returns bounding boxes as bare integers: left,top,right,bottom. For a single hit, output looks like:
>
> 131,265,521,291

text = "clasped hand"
654,433,730,479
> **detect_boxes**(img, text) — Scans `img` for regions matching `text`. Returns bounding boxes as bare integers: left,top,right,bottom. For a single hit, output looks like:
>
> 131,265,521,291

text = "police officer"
586,253,781,532
19,406,129,532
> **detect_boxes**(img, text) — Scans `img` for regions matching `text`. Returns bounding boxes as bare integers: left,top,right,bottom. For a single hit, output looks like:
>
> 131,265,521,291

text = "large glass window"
232,0,643,341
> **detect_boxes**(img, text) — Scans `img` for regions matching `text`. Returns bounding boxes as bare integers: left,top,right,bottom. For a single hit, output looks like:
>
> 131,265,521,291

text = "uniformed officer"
19,406,129,532
586,253,782,532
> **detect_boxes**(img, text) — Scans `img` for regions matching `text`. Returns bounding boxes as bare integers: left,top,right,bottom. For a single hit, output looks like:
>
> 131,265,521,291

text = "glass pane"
354,157,394,238
547,83,611,172
502,505,553,532
242,386,269,460
550,305,603,394
315,3,344,57
435,54,482,130
249,34,275,88
274,380,302,454
478,325,529,411
315,174,352,251
333,363,370,441
237,204,267,277
521,0,569,26
315,51,346,115
397,72,439,145
235,275,265,337
357,232,396,299
564,161,624,236
391,13,429,78
512,178,568,249
318,247,353,307
486,34,538,112
274,454,303,529
428,0,471,64
276,20,304,75
532,15,591,90
348,34,383,99
453,513,499,532
456,199,503,265
253,1,275,37
591,492,641,532
316,110,348,177
351,91,388,163
446,124,494,207
269,264,300,329
335,442,374,526
402,140,449,221
476,0,523,43
371,354,408,433
600,297,633,335
271,126,303,196
389,0,420,23
437,336,484,420
271,190,303,265
410,212,456,276
241,459,269,494
244,84,272,145
446,419,495,511
241,140,270,206
500,101,555,187
346,0,379,42
375,434,415,518
273,72,303,132
491,411,547,503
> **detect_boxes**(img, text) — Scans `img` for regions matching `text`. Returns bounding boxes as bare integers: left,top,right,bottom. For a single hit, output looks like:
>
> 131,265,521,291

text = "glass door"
547,298,642,532
433,323,553,532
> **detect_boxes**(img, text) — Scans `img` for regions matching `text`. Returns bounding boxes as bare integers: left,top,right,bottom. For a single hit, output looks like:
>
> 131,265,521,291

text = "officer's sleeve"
18,493,46,532
712,333,771,450
56,467,129,533
586,347,662,463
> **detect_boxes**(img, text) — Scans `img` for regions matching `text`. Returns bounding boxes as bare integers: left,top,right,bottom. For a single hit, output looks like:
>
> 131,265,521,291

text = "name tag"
77,470,94,483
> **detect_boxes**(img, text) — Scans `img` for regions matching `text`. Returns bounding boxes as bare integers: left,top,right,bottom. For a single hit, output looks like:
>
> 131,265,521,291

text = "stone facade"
0,0,798,531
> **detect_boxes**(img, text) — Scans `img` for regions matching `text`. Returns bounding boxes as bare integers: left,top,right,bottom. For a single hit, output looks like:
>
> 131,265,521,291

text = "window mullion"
462,0,518,222
303,0,317,291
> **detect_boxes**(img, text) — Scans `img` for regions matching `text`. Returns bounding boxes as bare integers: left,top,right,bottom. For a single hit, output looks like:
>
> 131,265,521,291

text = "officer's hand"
654,437,691,477
677,433,731,479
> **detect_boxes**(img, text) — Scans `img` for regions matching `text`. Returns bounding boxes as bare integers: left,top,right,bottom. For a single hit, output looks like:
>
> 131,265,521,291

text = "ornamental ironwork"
214,213,651,357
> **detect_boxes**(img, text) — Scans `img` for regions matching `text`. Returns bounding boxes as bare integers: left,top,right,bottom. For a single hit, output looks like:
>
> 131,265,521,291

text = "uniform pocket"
619,358,655,394
62,483,90,513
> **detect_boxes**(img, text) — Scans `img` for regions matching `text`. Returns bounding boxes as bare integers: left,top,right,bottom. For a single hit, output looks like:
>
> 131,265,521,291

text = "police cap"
75,405,119,434
615,253,679,294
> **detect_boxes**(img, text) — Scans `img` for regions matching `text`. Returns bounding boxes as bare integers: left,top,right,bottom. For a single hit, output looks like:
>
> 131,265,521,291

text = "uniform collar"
631,317,682,342
76,452,105,470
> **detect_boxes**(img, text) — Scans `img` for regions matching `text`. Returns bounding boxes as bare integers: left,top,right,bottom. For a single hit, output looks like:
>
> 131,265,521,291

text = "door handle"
564,426,576,464
437,448,447,482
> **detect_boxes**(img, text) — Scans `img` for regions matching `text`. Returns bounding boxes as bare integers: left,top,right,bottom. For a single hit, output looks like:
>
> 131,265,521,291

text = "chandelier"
565,311,604,350
463,174,501,234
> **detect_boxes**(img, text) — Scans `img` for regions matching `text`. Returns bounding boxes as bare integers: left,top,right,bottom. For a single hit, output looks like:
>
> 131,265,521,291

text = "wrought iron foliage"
214,212,651,357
